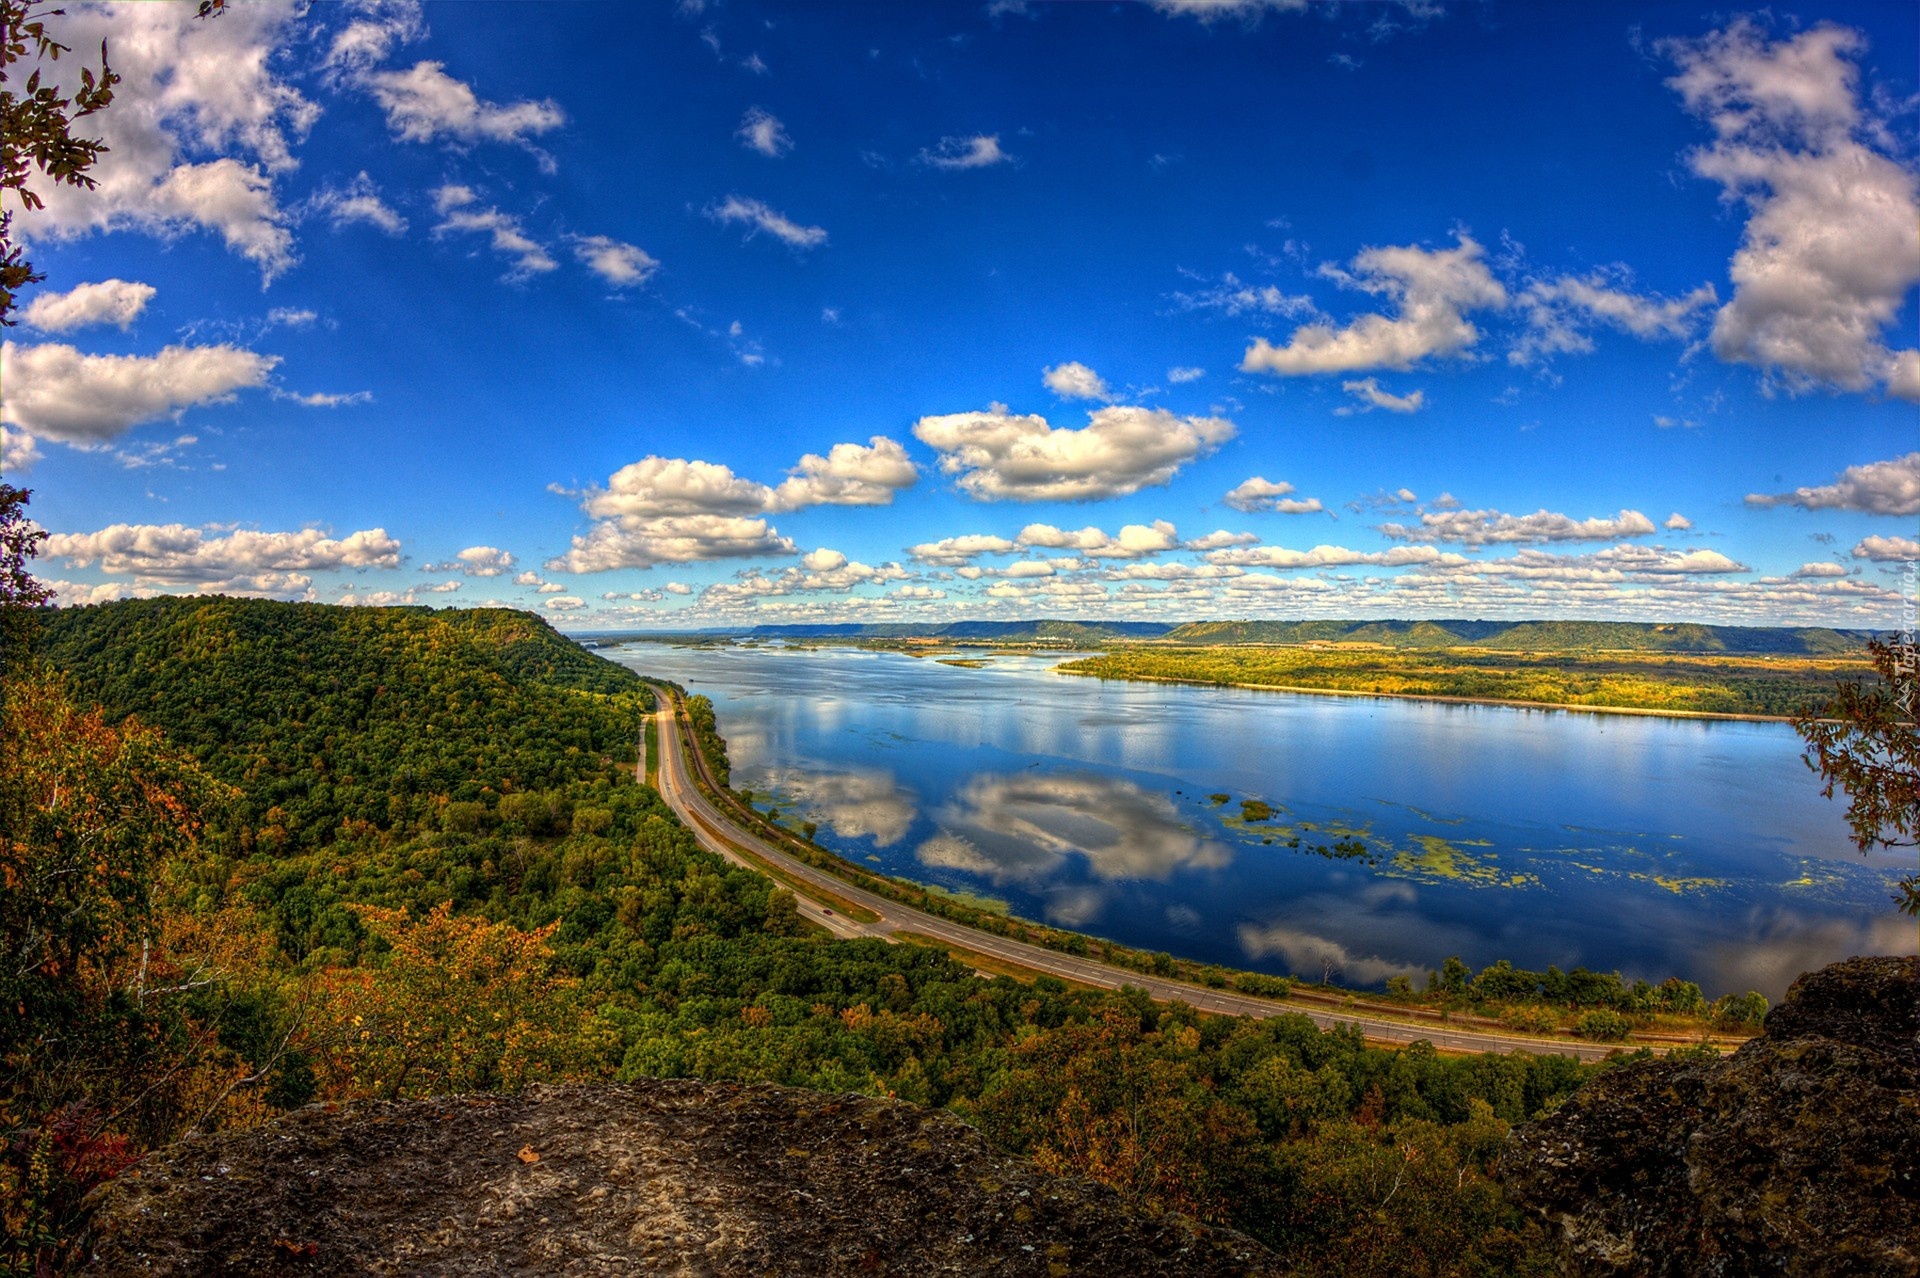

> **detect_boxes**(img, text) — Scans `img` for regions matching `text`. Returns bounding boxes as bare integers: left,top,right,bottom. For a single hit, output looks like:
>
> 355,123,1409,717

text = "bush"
1573,1009,1631,1042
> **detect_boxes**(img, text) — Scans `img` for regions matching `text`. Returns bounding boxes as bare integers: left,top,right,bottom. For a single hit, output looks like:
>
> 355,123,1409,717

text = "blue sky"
4,0,1916,629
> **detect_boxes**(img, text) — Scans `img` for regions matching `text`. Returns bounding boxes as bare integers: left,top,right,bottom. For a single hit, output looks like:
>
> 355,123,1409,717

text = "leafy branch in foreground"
1,0,121,324
1795,638,1920,915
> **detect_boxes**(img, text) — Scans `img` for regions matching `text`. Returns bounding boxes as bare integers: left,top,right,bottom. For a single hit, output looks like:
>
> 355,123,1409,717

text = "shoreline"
1051,666,1800,724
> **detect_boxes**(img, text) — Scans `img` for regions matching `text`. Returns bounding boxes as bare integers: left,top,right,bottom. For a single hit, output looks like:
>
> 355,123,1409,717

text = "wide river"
612,642,1914,1000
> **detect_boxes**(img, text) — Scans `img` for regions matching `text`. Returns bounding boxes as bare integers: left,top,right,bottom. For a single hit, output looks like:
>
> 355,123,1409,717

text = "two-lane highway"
643,683,1654,1062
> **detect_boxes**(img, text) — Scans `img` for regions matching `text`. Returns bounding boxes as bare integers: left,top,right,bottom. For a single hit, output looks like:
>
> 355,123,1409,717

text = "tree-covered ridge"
38,597,650,850
1159,618,1873,654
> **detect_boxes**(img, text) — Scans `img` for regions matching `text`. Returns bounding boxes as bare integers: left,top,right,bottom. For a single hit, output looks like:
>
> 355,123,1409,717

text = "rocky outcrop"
83,1079,1282,1276
1500,955,1919,1277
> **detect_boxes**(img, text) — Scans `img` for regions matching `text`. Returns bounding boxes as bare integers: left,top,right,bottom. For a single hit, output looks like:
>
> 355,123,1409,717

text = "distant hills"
586,617,1878,655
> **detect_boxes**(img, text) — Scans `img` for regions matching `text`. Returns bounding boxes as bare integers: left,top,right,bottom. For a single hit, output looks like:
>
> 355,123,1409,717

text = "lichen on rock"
1500,955,1919,1277
83,1078,1283,1276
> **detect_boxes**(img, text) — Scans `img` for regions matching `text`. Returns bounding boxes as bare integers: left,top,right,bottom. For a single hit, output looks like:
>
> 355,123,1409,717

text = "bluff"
82,1079,1281,1276
1500,955,1919,1276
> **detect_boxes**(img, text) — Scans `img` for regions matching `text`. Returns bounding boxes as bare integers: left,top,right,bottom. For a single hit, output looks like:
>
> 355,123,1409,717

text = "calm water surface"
614,642,1914,1000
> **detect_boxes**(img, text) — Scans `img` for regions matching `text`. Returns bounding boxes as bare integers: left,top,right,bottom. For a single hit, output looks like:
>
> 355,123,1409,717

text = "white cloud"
771,437,920,510
21,279,156,333
1853,535,1919,562
913,402,1234,502
323,2,426,75
422,579,463,593
43,522,400,597
1665,20,1920,399
1665,512,1693,530
2,425,41,475
708,195,827,249
736,107,792,157
665,582,694,595
1223,477,1325,515
4,3,314,281
1588,545,1748,575
1205,543,1469,570
545,514,797,573
572,234,659,287
457,546,517,576
543,595,587,611
431,185,556,278
1183,529,1259,551
1336,377,1425,415
365,60,564,164
550,438,913,574
1241,235,1506,376
1,340,278,445
919,134,1010,170
1167,366,1206,383
1746,454,1920,516
1791,561,1848,578
308,171,407,235
1042,361,1112,401
905,533,1021,567
1016,520,1179,559
1379,507,1658,546
277,388,372,409
1512,272,1717,365
1169,272,1317,320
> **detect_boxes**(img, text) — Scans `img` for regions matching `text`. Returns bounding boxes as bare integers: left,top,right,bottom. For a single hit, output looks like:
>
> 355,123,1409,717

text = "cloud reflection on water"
917,770,1233,886
759,765,918,846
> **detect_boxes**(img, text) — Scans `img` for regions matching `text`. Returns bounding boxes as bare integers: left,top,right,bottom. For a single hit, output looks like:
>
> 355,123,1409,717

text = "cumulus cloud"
1853,535,1919,562
1,341,278,445
546,514,796,573
905,533,1021,567
1241,235,1507,375
571,234,659,287
1790,561,1848,579
1665,513,1694,531
1512,272,1718,366
549,438,915,573
1183,529,1259,551
1167,366,1206,383
736,107,792,157
1205,543,1469,570
913,403,1234,502
2,425,41,475
456,545,516,576
1042,361,1112,401
21,279,156,333
1379,507,1658,546
1745,454,1920,516
431,185,556,278
543,596,587,611
708,195,827,249
1664,20,1920,399
919,134,1010,170
42,522,400,597
1335,377,1425,415
771,437,920,510
1016,520,1179,559
364,60,564,165
1223,477,1325,515
308,171,407,235
9,2,314,280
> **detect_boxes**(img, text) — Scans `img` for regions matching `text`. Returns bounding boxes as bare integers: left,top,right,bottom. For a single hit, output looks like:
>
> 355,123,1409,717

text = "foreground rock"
1501,955,1920,1276
85,1079,1281,1276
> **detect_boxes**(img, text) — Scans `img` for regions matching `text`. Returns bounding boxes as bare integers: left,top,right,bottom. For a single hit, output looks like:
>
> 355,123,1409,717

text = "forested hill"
38,597,650,850
1159,619,1872,653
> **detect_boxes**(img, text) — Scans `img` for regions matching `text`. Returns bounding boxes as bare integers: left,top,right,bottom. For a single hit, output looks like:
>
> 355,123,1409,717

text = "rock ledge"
85,1078,1281,1276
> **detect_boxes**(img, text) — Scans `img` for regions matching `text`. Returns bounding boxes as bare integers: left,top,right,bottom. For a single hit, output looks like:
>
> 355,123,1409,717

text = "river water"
612,642,1913,1000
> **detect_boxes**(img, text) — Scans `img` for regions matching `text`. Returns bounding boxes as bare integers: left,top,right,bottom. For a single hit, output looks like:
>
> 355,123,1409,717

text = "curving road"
644,684,1658,1063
